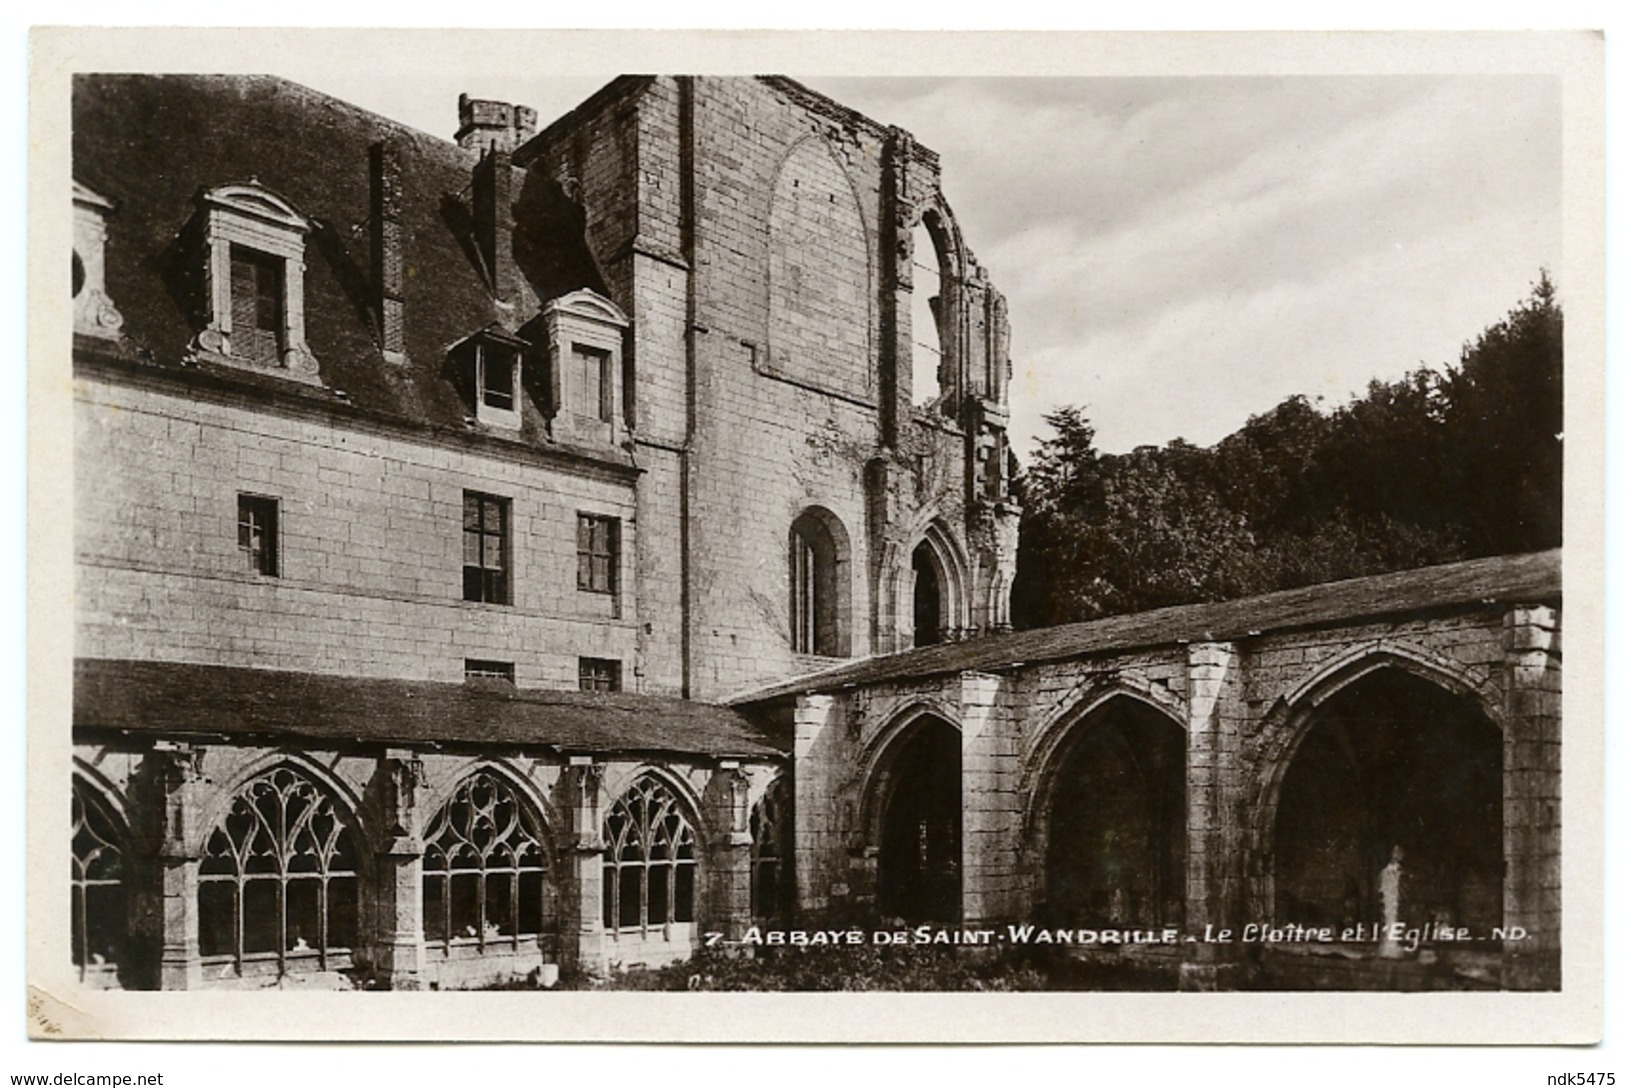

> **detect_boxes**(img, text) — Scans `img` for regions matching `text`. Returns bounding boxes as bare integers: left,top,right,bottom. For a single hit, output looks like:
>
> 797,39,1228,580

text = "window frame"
578,657,622,693
422,770,555,957
576,513,619,596
462,491,511,606
189,183,320,383
71,782,128,984
196,766,361,978
237,493,280,578
601,776,699,936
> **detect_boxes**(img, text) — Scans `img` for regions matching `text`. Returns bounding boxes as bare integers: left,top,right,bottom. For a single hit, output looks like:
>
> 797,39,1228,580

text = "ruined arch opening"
874,716,962,923
1272,671,1502,935
1042,699,1186,928
912,542,944,647
910,219,947,407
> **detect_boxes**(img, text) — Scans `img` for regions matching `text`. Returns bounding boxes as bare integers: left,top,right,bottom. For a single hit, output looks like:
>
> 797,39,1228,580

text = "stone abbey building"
69,74,1560,992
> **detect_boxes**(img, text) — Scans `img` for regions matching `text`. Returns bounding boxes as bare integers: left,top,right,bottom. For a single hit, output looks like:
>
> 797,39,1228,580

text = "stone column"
706,763,754,940
793,693,839,916
960,670,1018,927
372,750,425,990
156,744,205,991
561,759,607,979
1180,641,1245,991
1502,604,1561,990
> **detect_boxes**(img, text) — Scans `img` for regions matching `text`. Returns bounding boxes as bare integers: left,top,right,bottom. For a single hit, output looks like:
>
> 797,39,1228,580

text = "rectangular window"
237,494,279,576
462,491,510,604
576,514,619,594
229,245,284,364
579,657,621,693
573,345,612,422
480,344,516,412
464,659,515,684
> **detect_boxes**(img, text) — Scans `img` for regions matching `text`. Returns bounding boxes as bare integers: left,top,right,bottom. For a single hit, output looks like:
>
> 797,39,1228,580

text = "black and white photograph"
25,27,1605,1051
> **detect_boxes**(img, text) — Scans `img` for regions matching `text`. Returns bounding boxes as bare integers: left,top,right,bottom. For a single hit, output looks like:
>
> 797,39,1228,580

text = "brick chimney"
370,141,406,362
472,146,516,302
456,94,536,153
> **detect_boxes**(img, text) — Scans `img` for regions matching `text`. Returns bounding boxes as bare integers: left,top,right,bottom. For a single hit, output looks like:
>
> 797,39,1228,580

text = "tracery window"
71,783,127,982
750,778,793,921
423,771,553,953
602,776,697,933
197,766,360,975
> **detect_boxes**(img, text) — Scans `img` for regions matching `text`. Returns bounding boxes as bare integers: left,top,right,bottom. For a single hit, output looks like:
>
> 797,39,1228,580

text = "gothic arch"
1020,679,1189,833
1021,689,1187,926
419,757,562,843
1253,642,1503,825
855,699,963,850
857,704,964,923
71,758,137,849
766,134,874,401
881,515,973,649
599,764,711,852
192,751,372,861
1250,646,1505,929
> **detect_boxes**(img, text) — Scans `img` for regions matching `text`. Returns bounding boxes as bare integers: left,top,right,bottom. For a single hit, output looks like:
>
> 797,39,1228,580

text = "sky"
270,68,1560,458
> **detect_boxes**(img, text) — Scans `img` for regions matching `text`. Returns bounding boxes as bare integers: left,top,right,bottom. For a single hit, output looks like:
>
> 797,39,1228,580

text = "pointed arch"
71,776,132,985
195,759,367,977
857,705,963,923
601,770,705,935
908,517,972,647
1252,647,1505,933
1021,689,1187,927
421,763,559,955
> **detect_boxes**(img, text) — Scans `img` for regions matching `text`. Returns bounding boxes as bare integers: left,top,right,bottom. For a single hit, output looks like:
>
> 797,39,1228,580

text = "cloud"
813,75,1560,456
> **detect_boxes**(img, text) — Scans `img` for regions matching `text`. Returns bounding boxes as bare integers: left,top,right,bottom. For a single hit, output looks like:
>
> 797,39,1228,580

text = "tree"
1010,275,1562,629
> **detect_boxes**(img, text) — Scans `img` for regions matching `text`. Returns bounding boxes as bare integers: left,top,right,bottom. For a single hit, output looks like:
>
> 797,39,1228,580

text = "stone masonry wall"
73,737,782,989
76,376,639,690
791,602,1560,989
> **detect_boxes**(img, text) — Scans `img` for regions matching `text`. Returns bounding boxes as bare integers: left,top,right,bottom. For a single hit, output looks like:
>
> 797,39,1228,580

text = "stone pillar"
372,750,425,990
793,693,840,916
960,670,1018,926
561,759,607,979
156,744,205,990
706,763,754,940
1502,604,1562,990
1180,641,1245,991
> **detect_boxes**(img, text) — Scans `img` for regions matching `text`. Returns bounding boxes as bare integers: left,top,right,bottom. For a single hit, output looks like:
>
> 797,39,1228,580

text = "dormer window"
454,326,528,431
542,289,630,448
187,182,320,384
230,246,284,364
72,180,124,340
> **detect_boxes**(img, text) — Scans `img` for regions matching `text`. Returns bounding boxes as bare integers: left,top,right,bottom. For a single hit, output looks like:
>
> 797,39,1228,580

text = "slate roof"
75,658,788,759
71,74,607,446
732,550,1563,704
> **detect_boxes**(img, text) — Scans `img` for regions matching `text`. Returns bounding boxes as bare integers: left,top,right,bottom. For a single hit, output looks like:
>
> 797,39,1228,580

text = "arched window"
423,771,553,953
602,776,697,934
71,782,127,983
911,220,945,406
913,542,944,647
789,508,849,657
750,778,793,921
198,766,360,976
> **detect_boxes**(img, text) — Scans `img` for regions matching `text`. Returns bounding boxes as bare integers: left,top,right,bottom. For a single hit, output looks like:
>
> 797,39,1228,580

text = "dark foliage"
1012,274,1562,628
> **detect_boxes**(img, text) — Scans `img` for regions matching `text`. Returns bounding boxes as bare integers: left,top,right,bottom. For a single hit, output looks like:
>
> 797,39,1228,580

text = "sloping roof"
76,658,788,759
732,550,1562,704
71,74,603,441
